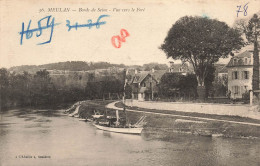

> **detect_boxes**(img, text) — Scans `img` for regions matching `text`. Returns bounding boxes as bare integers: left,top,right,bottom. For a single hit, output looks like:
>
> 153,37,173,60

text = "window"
143,83,146,87
232,86,240,95
245,58,248,64
242,71,249,79
232,71,239,79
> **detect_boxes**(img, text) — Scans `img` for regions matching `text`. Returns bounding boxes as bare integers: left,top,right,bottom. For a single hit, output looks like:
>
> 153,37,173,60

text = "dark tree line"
85,75,125,100
0,69,58,108
0,68,125,110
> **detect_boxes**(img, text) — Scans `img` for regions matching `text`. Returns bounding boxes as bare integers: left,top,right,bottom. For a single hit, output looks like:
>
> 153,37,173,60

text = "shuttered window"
232,71,239,80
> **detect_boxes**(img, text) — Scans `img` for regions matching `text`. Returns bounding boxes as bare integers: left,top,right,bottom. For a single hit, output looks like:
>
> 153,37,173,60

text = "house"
127,62,194,101
215,64,228,78
129,70,162,101
168,61,193,75
226,50,255,99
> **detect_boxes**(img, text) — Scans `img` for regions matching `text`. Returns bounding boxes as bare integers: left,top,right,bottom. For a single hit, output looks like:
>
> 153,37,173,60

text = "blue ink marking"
19,15,60,45
237,2,249,17
66,15,109,31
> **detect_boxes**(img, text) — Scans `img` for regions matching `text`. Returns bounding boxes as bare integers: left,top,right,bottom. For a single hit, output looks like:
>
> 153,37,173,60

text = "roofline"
132,73,158,84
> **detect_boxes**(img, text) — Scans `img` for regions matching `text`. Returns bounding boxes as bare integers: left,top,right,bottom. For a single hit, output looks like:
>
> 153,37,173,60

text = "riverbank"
66,100,260,140
0,101,74,113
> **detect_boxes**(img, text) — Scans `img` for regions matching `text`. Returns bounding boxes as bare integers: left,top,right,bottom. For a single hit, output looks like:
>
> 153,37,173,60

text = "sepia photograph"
0,0,259,165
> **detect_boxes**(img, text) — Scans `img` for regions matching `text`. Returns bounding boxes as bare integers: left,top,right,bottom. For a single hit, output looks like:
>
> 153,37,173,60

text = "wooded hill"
8,61,168,73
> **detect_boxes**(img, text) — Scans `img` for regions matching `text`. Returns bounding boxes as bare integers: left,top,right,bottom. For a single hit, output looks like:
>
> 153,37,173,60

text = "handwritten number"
111,29,130,48
19,15,60,45
111,36,122,48
120,29,129,42
20,15,109,45
237,2,249,17
66,15,109,31
243,3,248,16
236,5,242,17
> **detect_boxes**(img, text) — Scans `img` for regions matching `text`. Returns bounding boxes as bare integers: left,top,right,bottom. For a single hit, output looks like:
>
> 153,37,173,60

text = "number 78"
237,2,249,17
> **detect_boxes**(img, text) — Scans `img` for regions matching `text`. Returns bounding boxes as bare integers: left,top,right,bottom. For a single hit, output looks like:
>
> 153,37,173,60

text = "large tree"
160,16,244,100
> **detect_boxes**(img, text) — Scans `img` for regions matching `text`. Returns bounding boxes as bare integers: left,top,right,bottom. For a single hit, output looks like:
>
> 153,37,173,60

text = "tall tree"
160,16,244,100
243,14,260,91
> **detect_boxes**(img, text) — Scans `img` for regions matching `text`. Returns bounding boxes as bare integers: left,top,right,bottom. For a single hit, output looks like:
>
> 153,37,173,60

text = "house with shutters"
128,69,164,101
226,50,254,99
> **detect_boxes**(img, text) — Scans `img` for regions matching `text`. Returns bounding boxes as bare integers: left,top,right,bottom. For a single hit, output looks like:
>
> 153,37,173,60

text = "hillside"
8,61,168,74
8,61,127,73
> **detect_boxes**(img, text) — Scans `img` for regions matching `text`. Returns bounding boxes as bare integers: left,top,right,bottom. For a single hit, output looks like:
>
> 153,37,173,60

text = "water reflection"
0,108,259,166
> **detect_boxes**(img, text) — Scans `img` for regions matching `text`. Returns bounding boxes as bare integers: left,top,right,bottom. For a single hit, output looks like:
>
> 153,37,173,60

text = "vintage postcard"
0,0,260,165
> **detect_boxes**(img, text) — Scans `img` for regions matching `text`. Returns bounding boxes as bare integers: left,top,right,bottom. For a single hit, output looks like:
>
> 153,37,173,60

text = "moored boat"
94,124,143,134
93,69,146,135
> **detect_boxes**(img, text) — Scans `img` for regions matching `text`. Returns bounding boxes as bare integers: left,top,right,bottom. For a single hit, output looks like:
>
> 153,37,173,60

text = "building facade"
130,72,159,101
226,50,253,99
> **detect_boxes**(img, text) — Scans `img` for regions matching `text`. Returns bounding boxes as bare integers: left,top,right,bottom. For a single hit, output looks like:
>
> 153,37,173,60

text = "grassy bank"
67,100,260,140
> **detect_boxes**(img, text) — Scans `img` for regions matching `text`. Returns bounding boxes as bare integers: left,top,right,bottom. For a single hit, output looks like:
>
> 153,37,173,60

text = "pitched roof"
235,50,252,58
227,50,253,67
152,70,166,81
219,66,228,73
169,63,193,73
132,72,149,83
214,64,228,73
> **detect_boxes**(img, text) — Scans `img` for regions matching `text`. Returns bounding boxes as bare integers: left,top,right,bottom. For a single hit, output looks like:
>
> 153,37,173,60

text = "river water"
0,108,259,166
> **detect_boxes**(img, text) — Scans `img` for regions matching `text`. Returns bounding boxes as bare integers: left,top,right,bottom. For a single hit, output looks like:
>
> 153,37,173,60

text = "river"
0,108,259,166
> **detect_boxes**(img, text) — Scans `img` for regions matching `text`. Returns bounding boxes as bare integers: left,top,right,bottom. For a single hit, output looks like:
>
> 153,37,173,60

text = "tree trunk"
252,41,259,94
197,86,206,101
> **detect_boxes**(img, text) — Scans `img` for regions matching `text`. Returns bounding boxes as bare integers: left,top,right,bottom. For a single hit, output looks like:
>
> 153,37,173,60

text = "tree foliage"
158,73,197,98
160,16,244,87
0,67,127,109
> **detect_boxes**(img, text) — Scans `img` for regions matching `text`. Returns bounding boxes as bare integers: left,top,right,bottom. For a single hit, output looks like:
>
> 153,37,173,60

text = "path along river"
0,108,259,166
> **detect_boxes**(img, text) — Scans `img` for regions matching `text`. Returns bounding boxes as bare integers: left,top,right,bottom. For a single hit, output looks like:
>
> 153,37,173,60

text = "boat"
92,110,103,119
94,124,143,134
93,69,145,135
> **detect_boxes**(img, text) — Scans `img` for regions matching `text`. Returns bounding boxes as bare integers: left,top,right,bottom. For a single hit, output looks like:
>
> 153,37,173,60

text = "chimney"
151,68,155,73
135,69,138,74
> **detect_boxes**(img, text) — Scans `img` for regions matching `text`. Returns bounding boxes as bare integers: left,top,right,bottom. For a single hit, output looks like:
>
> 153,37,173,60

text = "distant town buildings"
168,61,193,75
127,62,193,101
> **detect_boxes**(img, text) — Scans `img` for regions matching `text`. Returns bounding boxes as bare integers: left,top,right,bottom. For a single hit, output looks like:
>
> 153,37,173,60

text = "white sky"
0,0,260,68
